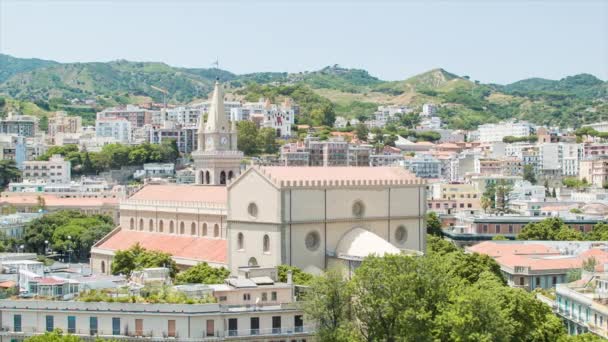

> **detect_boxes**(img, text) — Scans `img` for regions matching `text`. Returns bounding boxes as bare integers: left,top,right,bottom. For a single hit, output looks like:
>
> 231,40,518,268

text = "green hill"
0,54,59,83
0,59,232,103
0,54,606,130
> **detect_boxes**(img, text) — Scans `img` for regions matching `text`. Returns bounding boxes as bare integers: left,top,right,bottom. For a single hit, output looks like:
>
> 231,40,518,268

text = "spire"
205,80,228,132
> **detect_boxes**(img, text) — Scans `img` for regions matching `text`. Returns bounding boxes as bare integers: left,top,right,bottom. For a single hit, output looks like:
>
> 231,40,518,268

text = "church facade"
91,81,427,276
227,166,426,275
192,80,243,185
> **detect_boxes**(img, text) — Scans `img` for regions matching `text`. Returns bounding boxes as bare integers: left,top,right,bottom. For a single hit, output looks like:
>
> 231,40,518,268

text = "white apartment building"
477,121,533,143
21,154,71,184
95,118,132,144
582,121,608,133
161,106,202,126
421,103,437,117
538,143,583,176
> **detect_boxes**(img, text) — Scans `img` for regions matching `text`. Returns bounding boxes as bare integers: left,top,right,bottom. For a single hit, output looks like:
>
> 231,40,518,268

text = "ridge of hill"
0,54,606,129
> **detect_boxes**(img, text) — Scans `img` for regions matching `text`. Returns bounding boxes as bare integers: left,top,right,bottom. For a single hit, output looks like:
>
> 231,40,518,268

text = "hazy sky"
1,0,607,84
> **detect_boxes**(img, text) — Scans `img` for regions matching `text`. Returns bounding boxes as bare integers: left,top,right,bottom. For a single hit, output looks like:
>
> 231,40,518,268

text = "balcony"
223,325,313,338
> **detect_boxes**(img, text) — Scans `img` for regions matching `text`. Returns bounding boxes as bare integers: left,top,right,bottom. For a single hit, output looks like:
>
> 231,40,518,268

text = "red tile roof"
469,242,608,272
129,185,227,204
467,241,560,257
96,229,227,264
0,194,118,207
257,166,418,182
34,277,65,285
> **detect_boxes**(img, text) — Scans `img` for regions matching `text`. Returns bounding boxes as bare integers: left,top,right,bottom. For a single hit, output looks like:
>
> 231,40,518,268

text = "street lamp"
44,240,49,255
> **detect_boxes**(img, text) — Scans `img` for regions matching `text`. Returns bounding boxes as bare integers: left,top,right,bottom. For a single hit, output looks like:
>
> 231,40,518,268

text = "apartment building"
95,118,132,144
555,274,608,338
477,121,533,143
47,111,82,143
0,289,311,341
400,154,442,179
427,182,481,215
579,156,608,188
21,154,71,184
0,113,38,137
96,105,155,128
467,241,608,292
147,124,198,154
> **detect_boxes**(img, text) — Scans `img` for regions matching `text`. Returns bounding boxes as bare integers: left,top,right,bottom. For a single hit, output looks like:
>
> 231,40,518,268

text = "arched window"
180,222,185,235
130,218,134,230
202,223,208,236
205,171,210,184
170,221,175,234
263,234,270,253
228,170,234,181
200,171,205,184
248,257,258,267
237,232,244,250
220,171,226,185
139,219,144,231
159,220,164,233
214,224,219,238
149,219,154,232
191,222,196,235
101,261,106,274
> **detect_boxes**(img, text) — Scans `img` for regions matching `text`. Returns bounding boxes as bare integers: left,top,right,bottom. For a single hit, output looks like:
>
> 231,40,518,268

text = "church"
91,80,427,276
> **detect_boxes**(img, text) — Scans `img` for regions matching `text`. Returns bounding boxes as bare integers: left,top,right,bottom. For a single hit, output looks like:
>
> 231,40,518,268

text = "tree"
257,127,279,154
237,121,259,155
587,222,608,240
354,123,368,141
175,262,230,284
301,268,357,342
350,254,452,341
523,164,536,184
277,265,313,285
0,159,20,187
493,235,508,240
82,152,94,175
518,217,583,241
426,212,442,236
494,180,513,213
25,330,82,342
111,243,178,278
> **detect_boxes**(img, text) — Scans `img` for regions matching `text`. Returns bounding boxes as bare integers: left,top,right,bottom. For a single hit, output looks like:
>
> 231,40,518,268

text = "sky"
1,0,607,84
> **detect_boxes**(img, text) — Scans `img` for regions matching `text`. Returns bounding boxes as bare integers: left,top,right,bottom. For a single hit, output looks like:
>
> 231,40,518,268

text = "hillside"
0,59,232,103
0,54,59,83
0,54,606,129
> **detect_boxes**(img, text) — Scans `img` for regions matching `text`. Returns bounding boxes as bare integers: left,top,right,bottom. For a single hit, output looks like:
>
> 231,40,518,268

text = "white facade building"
477,121,533,143
95,118,132,144
21,154,71,184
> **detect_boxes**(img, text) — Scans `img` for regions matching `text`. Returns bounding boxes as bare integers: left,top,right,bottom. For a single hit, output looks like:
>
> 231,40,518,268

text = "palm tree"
0,160,20,188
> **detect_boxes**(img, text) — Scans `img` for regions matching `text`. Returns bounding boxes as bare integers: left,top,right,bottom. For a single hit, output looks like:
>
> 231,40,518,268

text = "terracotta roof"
0,280,16,288
0,194,118,207
34,277,65,285
96,229,227,263
481,246,608,272
257,166,418,182
467,241,560,257
129,185,227,204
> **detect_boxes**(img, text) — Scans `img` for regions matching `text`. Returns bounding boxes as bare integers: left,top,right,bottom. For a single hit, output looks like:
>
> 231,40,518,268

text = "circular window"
395,225,408,243
305,231,320,251
352,200,365,218
248,202,258,218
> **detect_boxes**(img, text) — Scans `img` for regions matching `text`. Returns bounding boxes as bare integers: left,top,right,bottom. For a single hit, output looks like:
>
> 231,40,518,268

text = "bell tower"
192,80,243,185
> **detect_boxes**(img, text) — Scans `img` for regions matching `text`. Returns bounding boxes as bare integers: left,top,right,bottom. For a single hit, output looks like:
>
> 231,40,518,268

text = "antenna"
212,58,220,81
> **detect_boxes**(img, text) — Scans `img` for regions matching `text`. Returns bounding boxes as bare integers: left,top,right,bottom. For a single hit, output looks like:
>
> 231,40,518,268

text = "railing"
223,326,313,337
0,325,315,339
121,199,227,210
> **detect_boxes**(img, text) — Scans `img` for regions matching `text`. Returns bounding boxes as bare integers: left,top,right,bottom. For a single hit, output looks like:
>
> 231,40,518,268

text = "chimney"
287,270,293,285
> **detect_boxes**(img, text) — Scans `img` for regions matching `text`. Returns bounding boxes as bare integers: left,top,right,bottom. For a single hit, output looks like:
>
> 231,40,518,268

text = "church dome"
335,228,400,261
